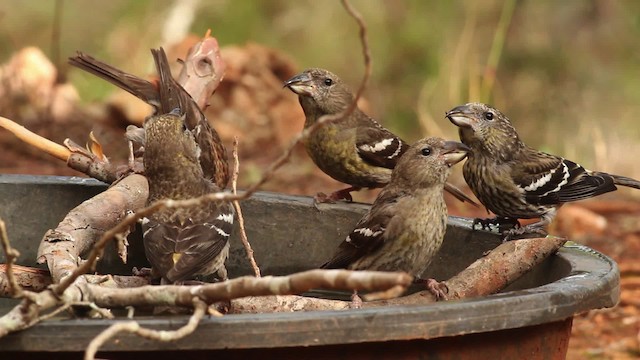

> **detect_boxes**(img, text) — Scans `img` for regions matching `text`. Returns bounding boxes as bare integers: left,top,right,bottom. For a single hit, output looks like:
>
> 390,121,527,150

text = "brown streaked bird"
70,48,233,283
321,137,469,299
69,48,229,189
446,102,640,239
284,68,476,205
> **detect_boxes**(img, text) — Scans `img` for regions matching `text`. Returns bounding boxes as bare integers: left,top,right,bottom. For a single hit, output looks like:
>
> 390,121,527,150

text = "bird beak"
283,72,314,96
441,141,469,166
446,105,475,128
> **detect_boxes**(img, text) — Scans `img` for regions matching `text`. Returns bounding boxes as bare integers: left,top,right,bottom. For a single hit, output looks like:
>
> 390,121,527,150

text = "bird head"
284,68,354,116
393,137,469,188
143,112,202,173
446,102,523,160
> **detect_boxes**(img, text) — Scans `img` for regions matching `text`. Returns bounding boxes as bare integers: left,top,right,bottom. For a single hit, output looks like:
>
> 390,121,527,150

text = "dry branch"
231,136,261,277
230,236,567,312
0,266,149,298
0,219,22,297
367,236,567,307
0,268,410,339
0,265,51,296
84,298,207,360
36,174,149,284
3,237,566,313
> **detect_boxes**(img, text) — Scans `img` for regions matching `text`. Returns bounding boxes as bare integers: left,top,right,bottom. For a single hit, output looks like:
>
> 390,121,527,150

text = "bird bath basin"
0,175,619,359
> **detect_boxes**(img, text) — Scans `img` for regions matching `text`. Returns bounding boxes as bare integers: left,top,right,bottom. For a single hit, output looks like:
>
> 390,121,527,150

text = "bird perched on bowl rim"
284,68,476,206
321,137,470,299
69,48,234,284
446,102,640,239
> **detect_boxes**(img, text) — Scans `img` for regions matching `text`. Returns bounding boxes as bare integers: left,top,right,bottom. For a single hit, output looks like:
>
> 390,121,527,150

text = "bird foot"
349,291,363,309
131,267,155,280
416,278,449,301
209,300,231,315
472,217,521,234
502,224,548,242
314,187,357,204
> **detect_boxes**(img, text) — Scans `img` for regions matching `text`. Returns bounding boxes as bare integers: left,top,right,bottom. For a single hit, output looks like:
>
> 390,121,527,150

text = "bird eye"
484,112,494,120
323,78,333,86
421,147,431,156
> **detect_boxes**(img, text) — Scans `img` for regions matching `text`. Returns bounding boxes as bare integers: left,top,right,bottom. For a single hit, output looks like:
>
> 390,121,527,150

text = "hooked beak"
446,105,475,128
284,72,314,96
441,140,469,166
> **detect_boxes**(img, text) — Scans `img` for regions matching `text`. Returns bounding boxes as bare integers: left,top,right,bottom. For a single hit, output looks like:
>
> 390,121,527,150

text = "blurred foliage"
1,0,639,177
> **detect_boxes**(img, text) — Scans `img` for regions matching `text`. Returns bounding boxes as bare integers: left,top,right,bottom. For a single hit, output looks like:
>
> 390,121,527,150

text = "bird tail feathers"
610,174,640,190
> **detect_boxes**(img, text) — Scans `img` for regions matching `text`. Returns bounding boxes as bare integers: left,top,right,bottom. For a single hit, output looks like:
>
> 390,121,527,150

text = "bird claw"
415,278,448,301
314,188,355,205
502,224,548,242
349,291,363,309
472,217,520,234
314,192,337,204
425,278,449,301
132,267,154,277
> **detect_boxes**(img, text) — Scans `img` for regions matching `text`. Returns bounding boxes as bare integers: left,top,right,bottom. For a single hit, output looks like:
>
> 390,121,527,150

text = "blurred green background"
1,0,639,180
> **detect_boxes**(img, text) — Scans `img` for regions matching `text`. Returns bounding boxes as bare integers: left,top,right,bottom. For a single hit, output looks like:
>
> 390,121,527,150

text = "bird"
446,102,640,239
70,48,234,283
68,49,229,189
284,68,476,206
321,137,469,299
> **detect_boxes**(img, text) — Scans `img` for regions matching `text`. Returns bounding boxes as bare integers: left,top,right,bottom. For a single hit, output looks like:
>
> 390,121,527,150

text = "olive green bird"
284,68,476,206
322,137,469,299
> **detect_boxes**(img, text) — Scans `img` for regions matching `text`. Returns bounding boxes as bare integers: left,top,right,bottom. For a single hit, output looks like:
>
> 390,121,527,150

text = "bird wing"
512,150,617,205
143,202,235,282
151,48,229,188
355,118,408,170
320,192,400,269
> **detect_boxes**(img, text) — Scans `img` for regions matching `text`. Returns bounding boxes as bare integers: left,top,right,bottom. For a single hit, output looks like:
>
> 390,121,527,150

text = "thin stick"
37,303,73,322
84,297,207,360
0,116,70,161
231,136,260,277
0,219,22,297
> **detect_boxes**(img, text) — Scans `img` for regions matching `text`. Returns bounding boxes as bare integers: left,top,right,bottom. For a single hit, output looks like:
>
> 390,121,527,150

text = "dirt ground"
1,45,639,359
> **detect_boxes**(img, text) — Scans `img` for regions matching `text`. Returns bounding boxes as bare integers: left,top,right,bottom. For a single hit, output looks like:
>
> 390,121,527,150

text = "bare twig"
0,116,70,161
231,136,260,277
37,303,73,322
0,267,149,298
81,269,411,308
84,297,207,360
0,219,22,297
341,0,372,102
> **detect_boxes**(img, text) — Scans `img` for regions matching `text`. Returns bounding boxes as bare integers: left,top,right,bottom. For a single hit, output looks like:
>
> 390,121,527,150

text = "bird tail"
444,182,479,207
68,52,158,105
610,174,640,190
